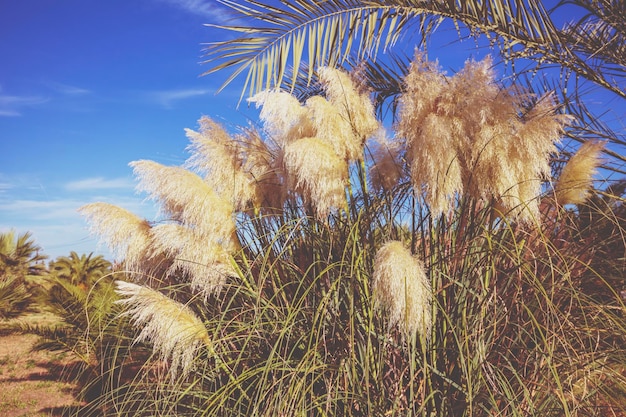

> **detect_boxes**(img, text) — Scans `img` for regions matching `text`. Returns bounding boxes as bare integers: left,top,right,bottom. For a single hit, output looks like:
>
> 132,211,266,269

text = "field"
0,314,80,417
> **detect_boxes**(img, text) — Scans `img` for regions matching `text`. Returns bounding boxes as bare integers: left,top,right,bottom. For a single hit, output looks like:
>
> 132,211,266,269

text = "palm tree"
0,229,47,277
0,230,47,319
49,251,112,289
203,0,625,168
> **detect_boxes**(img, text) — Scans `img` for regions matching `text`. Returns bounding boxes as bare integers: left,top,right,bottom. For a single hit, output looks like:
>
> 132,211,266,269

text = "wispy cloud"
151,88,212,108
46,81,91,96
0,193,157,260
65,176,134,192
158,0,237,23
0,93,49,117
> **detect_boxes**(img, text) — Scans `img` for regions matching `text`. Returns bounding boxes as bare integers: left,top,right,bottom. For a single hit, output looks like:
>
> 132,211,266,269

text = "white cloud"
151,88,212,108
0,93,49,117
65,176,134,192
0,194,157,260
159,0,236,22
46,81,91,95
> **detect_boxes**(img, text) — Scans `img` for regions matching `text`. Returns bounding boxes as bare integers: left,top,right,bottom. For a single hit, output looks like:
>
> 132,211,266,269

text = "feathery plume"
248,90,315,144
235,127,288,211
185,117,259,211
555,140,606,205
317,67,380,144
305,95,360,161
396,54,462,214
372,241,432,340
115,281,210,380
283,137,348,220
150,223,236,297
397,55,569,220
78,203,152,270
130,160,235,240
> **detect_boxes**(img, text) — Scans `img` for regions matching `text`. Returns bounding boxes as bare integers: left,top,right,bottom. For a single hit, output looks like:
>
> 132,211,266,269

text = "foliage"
0,229,47,278
18,253,143,410
77,55,626,416
0,273,33,320
0,230,47,320
50,251,112,289
203,0,624,98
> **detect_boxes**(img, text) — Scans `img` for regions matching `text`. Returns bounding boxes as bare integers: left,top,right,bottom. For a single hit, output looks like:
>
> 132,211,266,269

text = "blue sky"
1,0,623,261
0,0,259,259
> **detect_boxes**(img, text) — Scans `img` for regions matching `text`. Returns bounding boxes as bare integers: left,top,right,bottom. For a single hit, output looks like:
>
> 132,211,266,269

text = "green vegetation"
0,230,47,320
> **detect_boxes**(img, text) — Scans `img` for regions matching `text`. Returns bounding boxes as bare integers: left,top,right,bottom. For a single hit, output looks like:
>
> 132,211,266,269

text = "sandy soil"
0,322,81,417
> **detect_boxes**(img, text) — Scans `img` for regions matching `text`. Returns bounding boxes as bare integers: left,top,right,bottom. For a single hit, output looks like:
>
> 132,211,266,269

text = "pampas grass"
78,202,152,270
130,160,235,239
74,56,626,417
368,137,404,192
249,89,315,144
555,140,606,205
115,281,210,380
150,223,235,297
397,55,570,220
283,136,349,219
316,67,380,160
373,240,432,340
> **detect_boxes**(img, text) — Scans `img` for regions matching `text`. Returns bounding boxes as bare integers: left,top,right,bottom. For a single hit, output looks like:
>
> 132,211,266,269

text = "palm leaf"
203,0,624,103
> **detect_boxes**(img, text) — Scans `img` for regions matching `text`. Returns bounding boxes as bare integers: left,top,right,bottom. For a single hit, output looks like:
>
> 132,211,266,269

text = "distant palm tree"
0,230,47,277
50,251,112,289
0,230,47,319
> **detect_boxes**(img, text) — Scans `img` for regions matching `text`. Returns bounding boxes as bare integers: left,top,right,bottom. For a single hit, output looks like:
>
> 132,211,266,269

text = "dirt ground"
0,316,81,417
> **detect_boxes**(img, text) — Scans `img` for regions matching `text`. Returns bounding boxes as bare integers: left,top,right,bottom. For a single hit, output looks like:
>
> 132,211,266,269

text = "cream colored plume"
397,55,570,221
368,137,404,191
115,281,211,380
555,140,605,205
283,137,348,220
78,202,152,270
249,90,315,144
150,223,236,297
372,241,432,340
317,67,380,145
185,117,260,211
130,160,235,239
305,95,361,161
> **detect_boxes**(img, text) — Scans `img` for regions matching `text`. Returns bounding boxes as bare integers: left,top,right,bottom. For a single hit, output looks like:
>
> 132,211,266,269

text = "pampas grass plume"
284,137,348,219
130,160,235,239
150,223,236,297
115,280,211,379
249,89,315,144
185,117,259,211
78,202,152,270
369,138,404,191
555,140,606,205
373,241,432,340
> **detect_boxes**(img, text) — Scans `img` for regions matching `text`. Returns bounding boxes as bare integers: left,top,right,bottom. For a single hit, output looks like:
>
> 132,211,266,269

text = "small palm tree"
0,229,47,277
50,251,112,289
0,230,47,320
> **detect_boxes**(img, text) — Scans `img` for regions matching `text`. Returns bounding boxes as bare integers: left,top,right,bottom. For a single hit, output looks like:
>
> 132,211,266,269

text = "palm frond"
204,0,624,105
203,0,564,99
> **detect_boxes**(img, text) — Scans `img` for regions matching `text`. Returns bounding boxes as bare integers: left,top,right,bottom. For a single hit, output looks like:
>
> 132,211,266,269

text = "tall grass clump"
77,56,626,416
